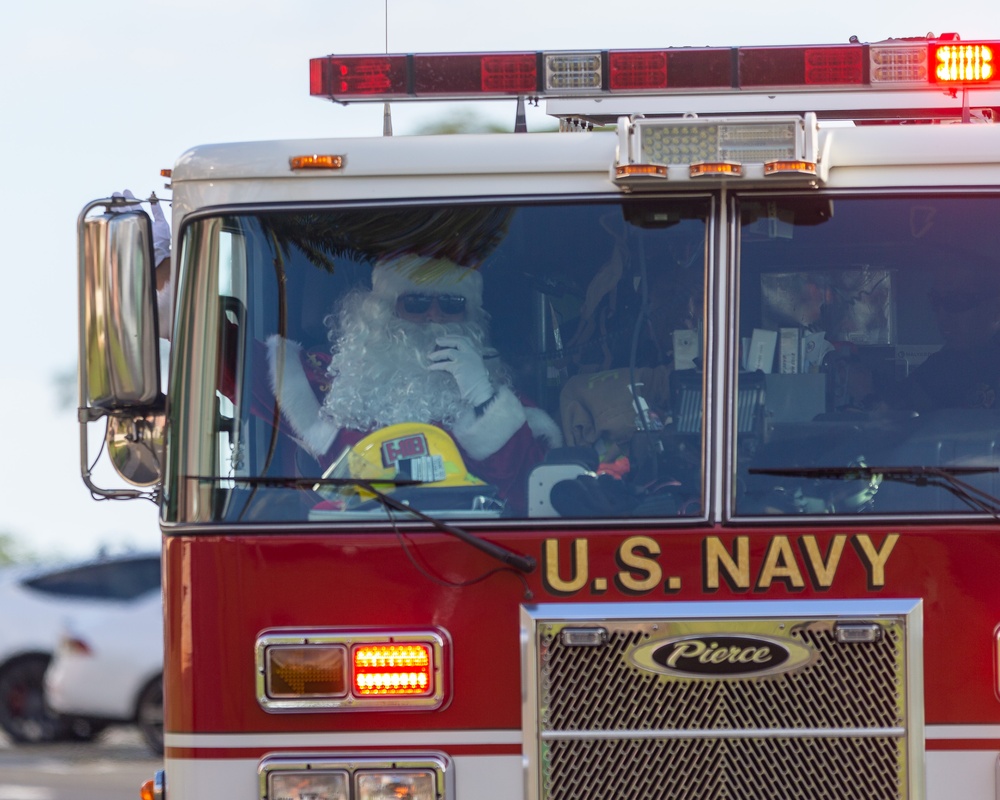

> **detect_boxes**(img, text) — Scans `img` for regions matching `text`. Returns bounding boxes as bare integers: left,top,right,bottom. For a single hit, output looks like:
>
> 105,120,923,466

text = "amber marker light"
353,643,433,696
266,644,348,698
689,162,744,178
615,164,667,178
290,154,345,170
764,160,817,176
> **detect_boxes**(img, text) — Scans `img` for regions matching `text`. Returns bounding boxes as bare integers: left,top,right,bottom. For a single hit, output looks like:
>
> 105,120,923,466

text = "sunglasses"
397,293,468,317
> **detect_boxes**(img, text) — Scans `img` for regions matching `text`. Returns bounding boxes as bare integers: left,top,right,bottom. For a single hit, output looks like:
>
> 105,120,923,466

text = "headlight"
259,755,450,800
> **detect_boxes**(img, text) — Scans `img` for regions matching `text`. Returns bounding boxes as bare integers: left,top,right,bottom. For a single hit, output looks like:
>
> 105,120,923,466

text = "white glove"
149,198,171,267
110,190,170,266
427,334,494,407
110,189,142,212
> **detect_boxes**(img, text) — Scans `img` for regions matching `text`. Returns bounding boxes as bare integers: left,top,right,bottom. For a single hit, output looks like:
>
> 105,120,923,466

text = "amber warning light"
256,630,447,711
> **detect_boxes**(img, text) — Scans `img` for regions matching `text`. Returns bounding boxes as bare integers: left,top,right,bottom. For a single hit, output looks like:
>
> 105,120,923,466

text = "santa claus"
266,253,562,513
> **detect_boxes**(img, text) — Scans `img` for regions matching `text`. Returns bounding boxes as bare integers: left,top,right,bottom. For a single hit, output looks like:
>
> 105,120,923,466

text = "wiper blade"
217,475,536,573
750,465,1000,515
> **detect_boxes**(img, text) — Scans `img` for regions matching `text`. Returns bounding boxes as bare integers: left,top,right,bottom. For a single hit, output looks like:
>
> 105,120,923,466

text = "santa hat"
371,253,483,309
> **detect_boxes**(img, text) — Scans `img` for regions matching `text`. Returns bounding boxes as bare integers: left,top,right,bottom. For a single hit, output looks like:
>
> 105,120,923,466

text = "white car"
0,552,161,744
45,588,164,755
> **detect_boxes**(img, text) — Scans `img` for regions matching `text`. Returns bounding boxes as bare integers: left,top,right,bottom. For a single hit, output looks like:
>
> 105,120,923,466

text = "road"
0,727,160,800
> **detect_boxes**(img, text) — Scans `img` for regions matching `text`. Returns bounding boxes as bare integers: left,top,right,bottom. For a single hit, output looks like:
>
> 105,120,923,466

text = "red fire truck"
78,34,1000,800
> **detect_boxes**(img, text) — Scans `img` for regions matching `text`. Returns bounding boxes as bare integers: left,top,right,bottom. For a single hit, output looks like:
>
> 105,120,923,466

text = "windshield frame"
727,187,1000,523
163,193,718,530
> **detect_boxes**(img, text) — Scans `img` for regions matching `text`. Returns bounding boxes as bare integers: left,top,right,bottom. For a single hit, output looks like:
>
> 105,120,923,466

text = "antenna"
383,0,393,136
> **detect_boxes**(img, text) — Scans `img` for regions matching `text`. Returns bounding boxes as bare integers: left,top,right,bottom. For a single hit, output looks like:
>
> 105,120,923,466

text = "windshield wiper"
217,475,536,573
750,465,1000,516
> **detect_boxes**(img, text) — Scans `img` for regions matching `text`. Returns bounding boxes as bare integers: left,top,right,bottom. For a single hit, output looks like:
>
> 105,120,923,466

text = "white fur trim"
450,386,527,461
525,406,564,449
372,254,483,308
266,335,339,458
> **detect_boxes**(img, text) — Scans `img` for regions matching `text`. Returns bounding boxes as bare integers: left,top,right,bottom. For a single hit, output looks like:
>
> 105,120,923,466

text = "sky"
0,1,995,561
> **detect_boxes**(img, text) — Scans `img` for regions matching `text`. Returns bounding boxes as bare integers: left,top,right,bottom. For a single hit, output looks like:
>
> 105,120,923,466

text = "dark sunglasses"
398,293,467,316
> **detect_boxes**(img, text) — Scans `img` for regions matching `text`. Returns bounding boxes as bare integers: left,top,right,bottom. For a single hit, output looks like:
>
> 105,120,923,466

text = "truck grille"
523,600,922,800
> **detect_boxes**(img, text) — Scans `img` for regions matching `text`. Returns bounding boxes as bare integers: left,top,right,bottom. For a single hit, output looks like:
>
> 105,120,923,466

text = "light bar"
310,36,1000,101
256,629,448,711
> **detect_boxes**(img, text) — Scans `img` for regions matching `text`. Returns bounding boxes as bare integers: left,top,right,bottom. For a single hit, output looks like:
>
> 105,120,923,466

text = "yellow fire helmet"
324,423,486,493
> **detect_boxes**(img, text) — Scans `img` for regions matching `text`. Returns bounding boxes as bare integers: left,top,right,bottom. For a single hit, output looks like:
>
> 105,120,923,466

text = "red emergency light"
309,36,1000,102
929,42,996,84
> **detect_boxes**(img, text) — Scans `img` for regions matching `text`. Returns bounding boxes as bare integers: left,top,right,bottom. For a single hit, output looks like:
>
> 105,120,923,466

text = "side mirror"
105,412,166,487
79,202,161,408
77,197,165,496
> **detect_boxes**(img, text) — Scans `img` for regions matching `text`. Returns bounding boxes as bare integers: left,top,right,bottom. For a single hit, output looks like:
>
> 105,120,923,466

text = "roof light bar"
310,36,1000,102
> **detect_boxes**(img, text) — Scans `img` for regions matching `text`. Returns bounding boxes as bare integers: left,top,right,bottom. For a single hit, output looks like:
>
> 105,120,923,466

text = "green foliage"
413,110,511,135
0,532,37,566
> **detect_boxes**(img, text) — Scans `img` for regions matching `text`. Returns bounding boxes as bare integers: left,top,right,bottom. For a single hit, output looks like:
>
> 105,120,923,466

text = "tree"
0,532,36,566
413,110,511,135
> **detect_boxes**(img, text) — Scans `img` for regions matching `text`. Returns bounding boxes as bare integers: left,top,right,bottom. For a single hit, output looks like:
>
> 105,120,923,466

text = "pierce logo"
631,634,814,678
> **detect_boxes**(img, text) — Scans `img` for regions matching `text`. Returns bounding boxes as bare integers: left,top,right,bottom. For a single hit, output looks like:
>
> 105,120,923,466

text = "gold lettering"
542,538,588,594
757,536,805,590
666,640,772,668
800,535,846,589
666,641,705,667
853,533,899,589
704,536,750,591
616,536,662,593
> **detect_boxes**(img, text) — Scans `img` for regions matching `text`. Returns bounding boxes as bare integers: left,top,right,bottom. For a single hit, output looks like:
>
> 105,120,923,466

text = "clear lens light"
356,770,437,800
641,123,720,165
545,52,602,90
271,771,349,800
870,45,928,83
639,121,797,166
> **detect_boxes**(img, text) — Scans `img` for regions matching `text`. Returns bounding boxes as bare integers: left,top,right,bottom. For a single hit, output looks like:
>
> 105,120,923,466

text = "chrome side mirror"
79,201,161,409
105,412,167,487
78,197,164,497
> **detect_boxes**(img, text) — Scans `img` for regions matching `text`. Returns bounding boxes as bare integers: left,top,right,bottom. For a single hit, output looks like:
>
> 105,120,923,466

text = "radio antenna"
383,0,393,136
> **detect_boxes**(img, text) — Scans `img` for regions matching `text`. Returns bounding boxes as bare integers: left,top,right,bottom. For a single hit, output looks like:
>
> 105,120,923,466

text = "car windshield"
734,194,1000,516
170,198,711,524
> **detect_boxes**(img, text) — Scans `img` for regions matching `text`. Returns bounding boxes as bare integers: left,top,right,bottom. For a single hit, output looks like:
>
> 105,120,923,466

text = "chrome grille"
523,600,923,800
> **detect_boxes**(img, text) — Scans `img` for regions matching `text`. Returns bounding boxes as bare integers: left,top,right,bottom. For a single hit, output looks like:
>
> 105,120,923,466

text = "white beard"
319,292,499,432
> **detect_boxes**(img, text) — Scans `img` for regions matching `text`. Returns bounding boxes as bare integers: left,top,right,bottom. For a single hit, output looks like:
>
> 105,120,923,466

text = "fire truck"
78,34,1000,800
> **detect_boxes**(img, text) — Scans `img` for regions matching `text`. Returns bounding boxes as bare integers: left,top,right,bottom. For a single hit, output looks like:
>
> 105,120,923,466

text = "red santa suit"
265,254,562,514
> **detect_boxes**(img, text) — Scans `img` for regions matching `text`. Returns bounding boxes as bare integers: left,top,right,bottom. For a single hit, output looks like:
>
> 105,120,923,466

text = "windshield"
735,194,1000,516
172,199,711,524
